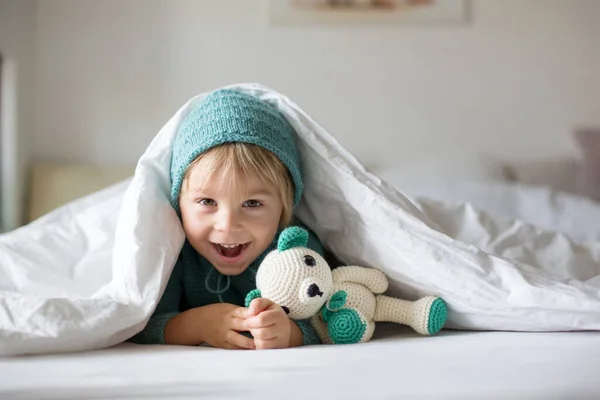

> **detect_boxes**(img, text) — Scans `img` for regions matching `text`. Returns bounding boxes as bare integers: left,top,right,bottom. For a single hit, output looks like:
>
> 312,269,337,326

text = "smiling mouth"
211,243,250,259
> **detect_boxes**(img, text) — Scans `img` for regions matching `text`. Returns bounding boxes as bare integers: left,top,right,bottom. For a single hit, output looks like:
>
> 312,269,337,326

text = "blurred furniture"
27,163,135,222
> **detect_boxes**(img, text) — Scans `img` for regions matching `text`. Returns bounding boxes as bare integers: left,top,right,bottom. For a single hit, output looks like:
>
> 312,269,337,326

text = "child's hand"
246,298,302,350
195,303,256,350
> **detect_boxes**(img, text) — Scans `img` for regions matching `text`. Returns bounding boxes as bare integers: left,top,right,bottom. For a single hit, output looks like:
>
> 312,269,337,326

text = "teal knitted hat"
170,88,303,211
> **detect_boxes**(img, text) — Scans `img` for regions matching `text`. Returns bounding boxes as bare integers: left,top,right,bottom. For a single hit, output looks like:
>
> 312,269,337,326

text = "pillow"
503,157,579,195
574,128,600,201
369,154,510,196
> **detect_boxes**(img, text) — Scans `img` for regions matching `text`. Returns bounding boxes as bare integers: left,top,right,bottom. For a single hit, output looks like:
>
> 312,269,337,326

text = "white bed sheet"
2,328,599,400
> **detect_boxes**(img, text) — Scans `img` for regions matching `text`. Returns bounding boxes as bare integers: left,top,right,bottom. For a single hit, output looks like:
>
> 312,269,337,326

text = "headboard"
27,163,135,222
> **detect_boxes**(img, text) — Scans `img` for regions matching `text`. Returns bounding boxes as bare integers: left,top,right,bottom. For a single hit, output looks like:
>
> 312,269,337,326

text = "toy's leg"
327,308,373,344
362,320,375,343
310,315,333,344
374,295,447,336
374,295,413,324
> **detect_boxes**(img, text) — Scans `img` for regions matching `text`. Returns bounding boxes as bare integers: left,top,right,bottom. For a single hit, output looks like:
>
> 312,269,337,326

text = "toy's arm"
245,290,321,346
245,289,261,307
331,266,388,294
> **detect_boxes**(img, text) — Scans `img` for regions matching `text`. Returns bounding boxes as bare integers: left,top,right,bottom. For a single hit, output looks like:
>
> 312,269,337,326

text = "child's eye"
197,198,216,206
244,200,262,208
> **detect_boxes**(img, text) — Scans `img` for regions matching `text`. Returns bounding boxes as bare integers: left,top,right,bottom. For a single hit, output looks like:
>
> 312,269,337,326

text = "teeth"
219,244,241,248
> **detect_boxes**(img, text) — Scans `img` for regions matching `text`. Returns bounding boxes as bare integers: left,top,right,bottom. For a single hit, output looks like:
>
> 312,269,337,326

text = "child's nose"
215,208,241,232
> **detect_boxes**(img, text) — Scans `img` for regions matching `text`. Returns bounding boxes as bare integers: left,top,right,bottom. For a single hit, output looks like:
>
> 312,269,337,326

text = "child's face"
179,166,284,276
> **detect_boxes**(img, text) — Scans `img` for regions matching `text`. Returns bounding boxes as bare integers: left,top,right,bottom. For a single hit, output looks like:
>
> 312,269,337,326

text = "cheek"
246,207,281,231
180,206,210,236
251,201,283,222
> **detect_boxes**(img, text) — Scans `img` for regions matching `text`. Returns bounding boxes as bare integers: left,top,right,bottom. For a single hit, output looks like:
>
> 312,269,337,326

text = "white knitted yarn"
312,266,440,343
328,266,388,322
374,295,440,336
331,266,388,294
332,282,377,320
255,234,443,342
256,247,333,320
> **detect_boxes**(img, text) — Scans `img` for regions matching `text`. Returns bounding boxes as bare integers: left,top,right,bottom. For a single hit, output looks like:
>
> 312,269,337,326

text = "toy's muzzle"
307,283,324,298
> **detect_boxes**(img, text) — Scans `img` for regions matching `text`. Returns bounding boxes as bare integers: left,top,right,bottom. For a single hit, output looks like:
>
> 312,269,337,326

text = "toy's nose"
307,283,324,298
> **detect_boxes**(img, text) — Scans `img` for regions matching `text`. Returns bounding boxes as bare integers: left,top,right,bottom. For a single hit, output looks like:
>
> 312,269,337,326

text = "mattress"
2,327,599,399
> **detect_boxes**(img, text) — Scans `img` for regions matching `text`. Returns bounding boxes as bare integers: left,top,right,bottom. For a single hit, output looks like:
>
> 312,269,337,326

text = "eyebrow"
246,190,277,197
189,188,276,197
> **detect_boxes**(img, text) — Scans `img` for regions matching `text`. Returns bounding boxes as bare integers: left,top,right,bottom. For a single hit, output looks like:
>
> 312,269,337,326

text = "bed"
3,156,600,399
0,118,600,399
2,327,600,399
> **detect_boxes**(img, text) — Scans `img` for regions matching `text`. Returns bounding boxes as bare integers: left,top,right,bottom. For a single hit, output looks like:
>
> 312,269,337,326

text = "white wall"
34,0,600,169
0,0,36,230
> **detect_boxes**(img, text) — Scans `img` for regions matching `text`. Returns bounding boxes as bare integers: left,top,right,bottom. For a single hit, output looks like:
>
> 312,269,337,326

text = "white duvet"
1,84,599,357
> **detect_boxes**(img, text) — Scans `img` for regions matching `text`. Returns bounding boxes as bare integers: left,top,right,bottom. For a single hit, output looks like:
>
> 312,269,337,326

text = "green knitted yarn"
277,226,309,252
427,298,447,335
320,290,348,323
170,88,303,212
244,289,261,308
327,308,367,344
328,290,347,311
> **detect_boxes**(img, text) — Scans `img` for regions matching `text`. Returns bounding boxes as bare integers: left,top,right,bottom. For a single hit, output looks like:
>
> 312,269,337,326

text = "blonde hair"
181,143,295,227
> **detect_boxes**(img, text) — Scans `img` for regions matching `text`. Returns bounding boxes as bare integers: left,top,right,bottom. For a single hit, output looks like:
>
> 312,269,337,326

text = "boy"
129,88,324,349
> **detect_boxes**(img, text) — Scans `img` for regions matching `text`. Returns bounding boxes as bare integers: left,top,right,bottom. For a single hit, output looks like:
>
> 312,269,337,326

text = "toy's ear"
277,226,309,252
245,289,261,308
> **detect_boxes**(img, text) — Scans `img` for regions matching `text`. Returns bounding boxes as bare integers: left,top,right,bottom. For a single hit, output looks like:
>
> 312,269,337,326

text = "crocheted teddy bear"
245,226,448,344
245,226,334,320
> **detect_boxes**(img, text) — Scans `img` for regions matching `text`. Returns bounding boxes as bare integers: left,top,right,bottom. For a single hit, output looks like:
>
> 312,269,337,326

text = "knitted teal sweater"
128,223,324,347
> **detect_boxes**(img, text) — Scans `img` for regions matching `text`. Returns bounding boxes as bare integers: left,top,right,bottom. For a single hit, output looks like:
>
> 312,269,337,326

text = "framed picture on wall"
268,0,469,26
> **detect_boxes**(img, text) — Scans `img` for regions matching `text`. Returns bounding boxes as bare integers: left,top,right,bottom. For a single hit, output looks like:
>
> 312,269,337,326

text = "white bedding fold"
1,83,599,356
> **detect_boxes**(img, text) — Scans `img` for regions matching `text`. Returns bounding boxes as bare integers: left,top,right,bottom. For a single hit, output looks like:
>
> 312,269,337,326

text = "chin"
213,263,250,276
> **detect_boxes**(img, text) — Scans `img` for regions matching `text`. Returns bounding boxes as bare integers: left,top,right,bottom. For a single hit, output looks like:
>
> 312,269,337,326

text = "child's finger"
231,306,251,320
224,342,252,350
250,327,278,341
225,331,255,350
248,298,274,316
254,337,281,350
230,315,249,332
246,309,279,329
